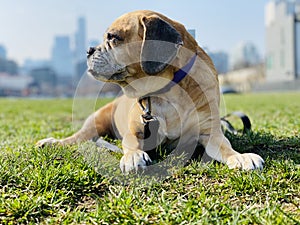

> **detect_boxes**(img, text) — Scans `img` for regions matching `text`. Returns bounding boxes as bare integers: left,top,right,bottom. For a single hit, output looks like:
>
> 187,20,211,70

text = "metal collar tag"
138,98,160,150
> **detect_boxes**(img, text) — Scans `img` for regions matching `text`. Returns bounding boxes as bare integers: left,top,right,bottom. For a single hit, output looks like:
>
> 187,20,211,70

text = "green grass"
0,93,299,224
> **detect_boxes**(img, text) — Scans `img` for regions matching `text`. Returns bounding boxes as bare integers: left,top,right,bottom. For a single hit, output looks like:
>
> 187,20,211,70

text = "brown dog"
37,10,263,173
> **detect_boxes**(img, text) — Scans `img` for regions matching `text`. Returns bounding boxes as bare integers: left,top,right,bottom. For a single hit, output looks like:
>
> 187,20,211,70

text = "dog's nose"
87,47,96,57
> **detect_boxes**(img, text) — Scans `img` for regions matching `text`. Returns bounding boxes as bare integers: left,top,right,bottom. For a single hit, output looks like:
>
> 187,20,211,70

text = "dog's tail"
221,111,252,135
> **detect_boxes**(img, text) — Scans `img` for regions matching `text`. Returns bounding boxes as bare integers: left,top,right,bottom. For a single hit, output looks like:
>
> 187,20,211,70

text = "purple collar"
142,53,197,97
172,53,197,84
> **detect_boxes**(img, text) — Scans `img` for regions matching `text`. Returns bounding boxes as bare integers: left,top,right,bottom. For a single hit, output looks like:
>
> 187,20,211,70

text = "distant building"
229,41,260,70
21,59,51,75
75,17,87,63
0,44,19,75
0,45,7,59
0,73,33,96
207,51,229,74
5,60,19,75
29,67,57,96
265,0,300,81
219,65,265,92
75,60,87,81
187,29,196,39
51,36,73,77
0,58,19,75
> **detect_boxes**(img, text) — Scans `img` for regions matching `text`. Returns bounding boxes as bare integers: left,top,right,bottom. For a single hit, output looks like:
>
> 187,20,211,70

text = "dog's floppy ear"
140,15,183,75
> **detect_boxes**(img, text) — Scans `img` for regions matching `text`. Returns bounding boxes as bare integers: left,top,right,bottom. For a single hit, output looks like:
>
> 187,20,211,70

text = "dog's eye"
107,33,124,42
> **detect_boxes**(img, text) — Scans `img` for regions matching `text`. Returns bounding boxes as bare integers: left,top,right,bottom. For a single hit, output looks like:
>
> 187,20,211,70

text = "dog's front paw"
36,137,62,148
120,150,152,173
226,153,264,170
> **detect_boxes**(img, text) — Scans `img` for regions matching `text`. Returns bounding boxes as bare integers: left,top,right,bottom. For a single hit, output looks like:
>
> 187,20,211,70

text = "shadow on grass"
225,131,300,164
174,130,300,167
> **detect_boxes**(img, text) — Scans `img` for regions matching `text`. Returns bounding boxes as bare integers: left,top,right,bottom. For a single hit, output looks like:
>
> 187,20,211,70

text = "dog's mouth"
87,50,127,82
88,68,127,82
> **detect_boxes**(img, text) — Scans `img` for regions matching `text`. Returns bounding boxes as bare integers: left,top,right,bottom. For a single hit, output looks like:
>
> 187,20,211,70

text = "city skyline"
0,0,269,65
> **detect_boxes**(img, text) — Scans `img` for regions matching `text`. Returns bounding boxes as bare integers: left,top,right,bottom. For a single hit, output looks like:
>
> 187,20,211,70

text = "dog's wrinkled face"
87,11,183,97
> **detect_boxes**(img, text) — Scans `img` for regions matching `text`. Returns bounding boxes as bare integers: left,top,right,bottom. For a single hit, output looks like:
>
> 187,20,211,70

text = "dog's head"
87,10,188,98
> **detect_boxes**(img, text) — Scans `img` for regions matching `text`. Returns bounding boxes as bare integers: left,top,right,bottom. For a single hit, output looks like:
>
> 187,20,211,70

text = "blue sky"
0,0,270,64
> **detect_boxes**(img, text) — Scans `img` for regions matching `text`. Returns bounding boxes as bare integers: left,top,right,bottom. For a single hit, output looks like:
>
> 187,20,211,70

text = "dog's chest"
151,98,192,140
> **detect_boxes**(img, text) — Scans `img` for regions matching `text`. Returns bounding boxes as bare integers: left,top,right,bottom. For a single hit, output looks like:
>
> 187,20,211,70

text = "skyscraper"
208,51,229,74
75,17,87,63
51,36,73,76
265,0,300,81
0,45,7,59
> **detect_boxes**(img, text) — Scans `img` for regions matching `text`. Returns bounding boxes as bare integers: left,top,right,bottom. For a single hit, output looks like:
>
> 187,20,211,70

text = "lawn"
0,92,299,224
